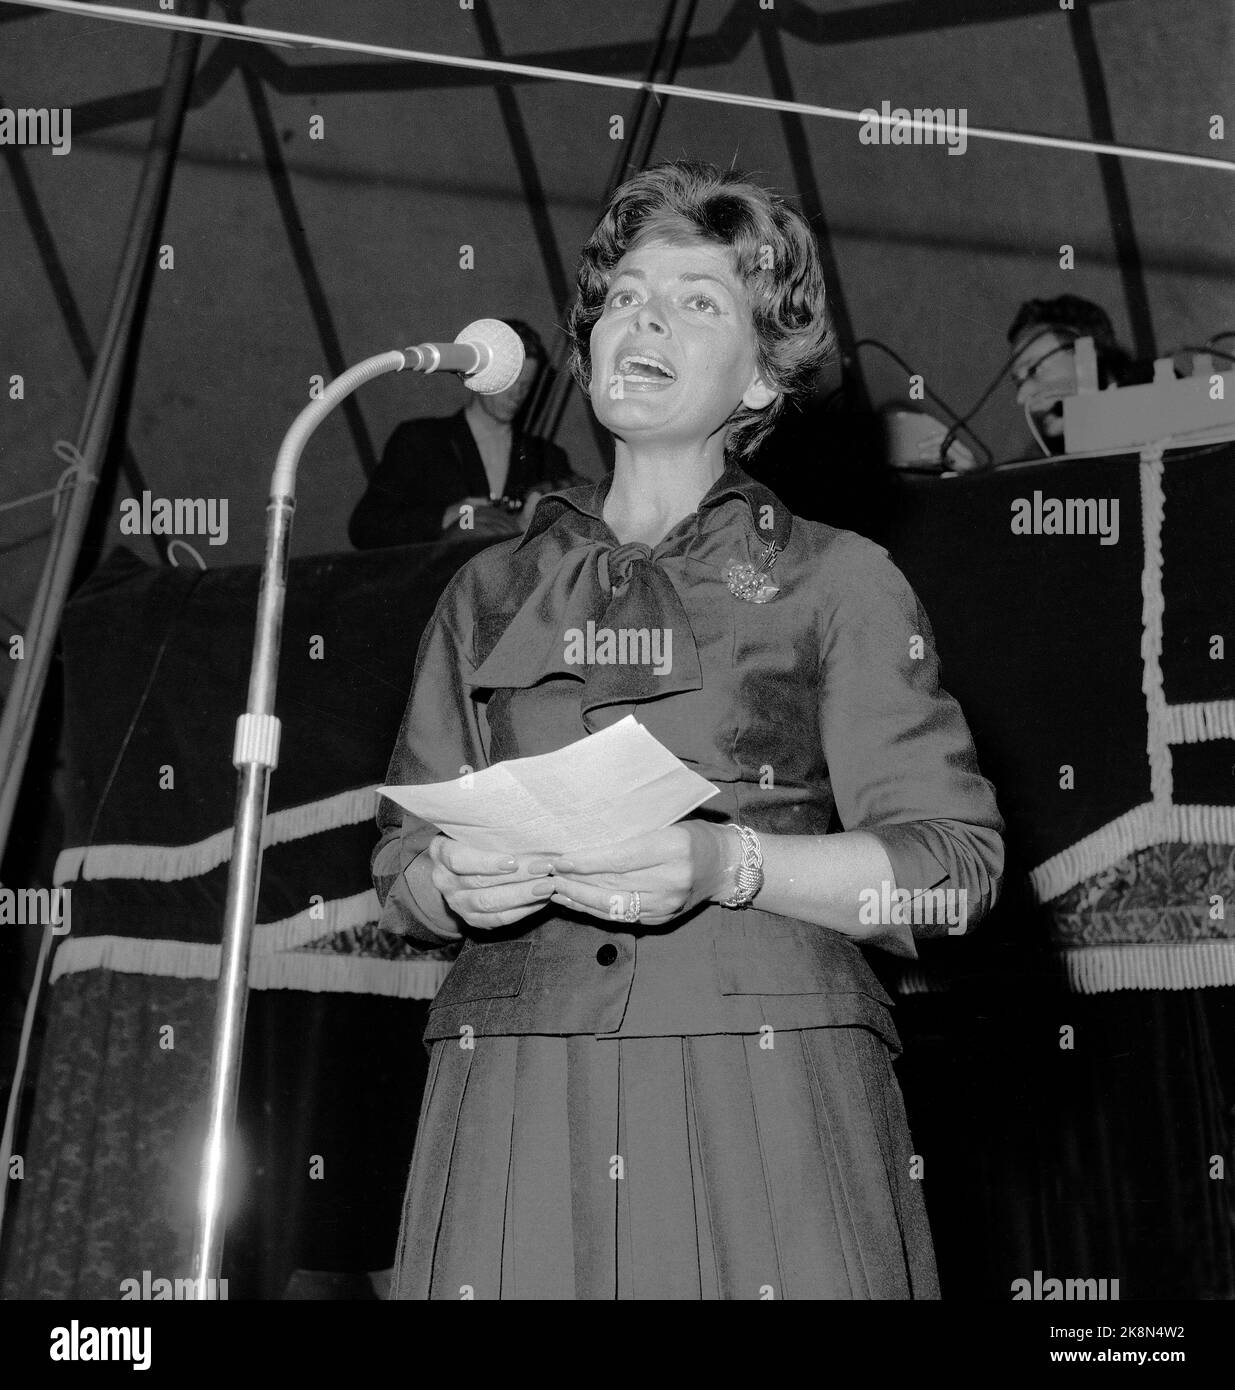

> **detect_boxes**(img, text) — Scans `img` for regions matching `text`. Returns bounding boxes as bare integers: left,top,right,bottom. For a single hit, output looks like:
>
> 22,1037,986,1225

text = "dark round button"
595,943,619,966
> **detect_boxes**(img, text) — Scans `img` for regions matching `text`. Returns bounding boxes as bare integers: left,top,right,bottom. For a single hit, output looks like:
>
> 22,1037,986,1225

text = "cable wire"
852,338,994,470
5,0,1235,173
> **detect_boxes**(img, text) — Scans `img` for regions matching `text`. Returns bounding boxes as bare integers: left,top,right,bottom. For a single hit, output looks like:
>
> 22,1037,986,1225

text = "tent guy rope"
5,0,1235,174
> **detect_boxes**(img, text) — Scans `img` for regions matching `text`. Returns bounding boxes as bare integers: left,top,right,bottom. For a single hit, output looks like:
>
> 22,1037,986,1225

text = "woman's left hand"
545,821,734,926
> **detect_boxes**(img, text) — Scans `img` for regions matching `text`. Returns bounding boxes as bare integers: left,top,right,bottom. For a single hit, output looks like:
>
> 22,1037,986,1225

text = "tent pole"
0,6,205,1264
0,3,205,876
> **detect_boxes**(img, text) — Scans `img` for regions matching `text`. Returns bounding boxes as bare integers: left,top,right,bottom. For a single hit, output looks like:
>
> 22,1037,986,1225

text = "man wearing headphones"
1007,295,1140,455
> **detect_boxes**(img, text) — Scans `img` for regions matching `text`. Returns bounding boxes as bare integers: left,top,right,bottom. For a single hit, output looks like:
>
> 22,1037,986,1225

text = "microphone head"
457,318,525,394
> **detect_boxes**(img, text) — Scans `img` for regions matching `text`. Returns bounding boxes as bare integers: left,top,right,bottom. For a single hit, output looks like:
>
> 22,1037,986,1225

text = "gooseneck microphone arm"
192,323,523,1294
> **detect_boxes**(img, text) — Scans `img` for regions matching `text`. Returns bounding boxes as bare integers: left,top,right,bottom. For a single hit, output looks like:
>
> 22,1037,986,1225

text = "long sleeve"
372,571,491,944
817,538,1005,939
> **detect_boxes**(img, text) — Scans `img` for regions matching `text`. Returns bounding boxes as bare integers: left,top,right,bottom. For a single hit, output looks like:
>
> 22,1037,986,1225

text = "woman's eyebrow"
678,272,733,290
610,266,735,293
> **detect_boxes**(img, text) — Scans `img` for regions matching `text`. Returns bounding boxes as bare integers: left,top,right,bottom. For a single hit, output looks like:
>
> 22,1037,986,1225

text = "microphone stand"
190,349,411,1294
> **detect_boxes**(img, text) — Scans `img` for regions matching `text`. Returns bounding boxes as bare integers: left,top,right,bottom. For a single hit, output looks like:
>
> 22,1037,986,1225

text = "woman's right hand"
427,834,556,929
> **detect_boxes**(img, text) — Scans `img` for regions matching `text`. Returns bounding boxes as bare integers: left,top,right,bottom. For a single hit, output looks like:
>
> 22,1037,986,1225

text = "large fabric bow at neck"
466,539,703,729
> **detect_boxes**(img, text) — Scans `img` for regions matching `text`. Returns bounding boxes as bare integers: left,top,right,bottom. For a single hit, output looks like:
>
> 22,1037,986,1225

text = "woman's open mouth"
614,352,677,388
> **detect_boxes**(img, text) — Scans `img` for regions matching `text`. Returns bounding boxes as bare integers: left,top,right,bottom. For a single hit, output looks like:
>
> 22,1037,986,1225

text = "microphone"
400,318,525,394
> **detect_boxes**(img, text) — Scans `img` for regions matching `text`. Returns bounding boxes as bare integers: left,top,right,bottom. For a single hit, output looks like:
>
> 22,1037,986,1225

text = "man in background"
1007,294,1139,455
349,319,578,547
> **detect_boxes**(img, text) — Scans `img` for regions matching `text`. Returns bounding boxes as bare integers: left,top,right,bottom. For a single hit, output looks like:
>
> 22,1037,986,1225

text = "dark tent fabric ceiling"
1,0,1233,701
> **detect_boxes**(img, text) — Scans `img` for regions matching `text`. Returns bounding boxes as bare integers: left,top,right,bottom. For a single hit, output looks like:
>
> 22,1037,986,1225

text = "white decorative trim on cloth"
1023,442,1235,992
48,887,454,997
49,889,375,978
1138,446,1173,814
47,785,449,996
52,784,381,885
49,888,380,980
1061,941,1235,993
889,965,938,996
892,941,1235,997
1165,699,1235,744
1028,801,1235,903
48,933,451,998
1029,444,1235,901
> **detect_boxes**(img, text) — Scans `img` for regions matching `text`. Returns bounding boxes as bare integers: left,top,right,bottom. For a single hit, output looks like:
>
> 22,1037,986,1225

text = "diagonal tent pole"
468,0,614,468
0,2,205,879
757,21,870,414
0,123,162,529
233,51,380,481
1067,1,1156,363
606,0,701,190
0,0,207,1245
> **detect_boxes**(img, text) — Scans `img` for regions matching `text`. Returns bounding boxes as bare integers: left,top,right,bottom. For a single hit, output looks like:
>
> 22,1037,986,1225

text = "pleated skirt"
389,1027,939,1300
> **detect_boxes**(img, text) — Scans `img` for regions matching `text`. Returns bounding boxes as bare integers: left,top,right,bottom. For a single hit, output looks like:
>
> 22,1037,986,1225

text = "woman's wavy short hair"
565,160,834,464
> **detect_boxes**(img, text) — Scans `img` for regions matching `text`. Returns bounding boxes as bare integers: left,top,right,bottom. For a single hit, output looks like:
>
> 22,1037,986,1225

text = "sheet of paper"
378,714,719,853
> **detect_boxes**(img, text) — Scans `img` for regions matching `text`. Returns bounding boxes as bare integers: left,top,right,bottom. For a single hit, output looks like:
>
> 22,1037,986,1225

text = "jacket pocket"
712,918,894,1006
428,940,531,1008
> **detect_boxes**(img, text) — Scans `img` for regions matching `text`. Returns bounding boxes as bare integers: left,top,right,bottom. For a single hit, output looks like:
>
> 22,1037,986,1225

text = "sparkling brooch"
723,540,782,603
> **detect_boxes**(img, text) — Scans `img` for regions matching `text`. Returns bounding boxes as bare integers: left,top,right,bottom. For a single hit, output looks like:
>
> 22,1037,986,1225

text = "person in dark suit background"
348,318,580,547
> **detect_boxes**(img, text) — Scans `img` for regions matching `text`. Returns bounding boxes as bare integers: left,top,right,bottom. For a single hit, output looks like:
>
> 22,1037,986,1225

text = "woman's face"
588,235,776,453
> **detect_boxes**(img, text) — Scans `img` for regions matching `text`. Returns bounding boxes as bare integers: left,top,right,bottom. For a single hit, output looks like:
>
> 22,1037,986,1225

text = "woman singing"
372,160,1004,1300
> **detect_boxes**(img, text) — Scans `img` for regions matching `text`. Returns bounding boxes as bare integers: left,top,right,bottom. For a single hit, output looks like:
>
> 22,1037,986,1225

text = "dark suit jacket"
349,409,575,548
372,461,1005,1048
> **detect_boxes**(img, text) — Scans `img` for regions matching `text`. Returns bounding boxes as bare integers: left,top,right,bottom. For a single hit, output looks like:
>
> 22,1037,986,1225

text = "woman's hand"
545,822,736,926
427,834,557,930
